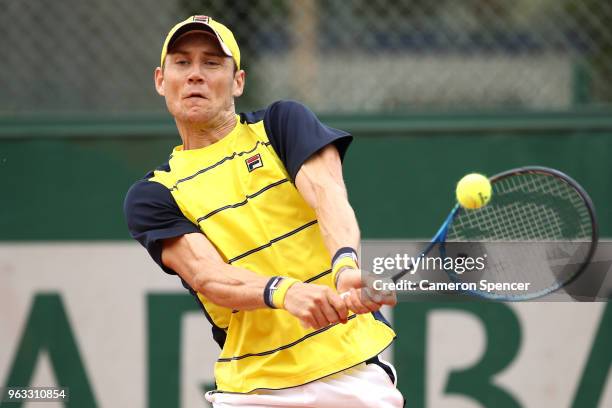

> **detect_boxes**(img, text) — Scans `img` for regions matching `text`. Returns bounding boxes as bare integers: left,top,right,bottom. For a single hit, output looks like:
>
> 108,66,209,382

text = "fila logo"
193,15,210,23
245,153,263,172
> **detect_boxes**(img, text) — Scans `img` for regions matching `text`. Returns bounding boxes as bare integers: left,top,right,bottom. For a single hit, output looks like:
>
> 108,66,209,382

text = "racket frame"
389,166,598,300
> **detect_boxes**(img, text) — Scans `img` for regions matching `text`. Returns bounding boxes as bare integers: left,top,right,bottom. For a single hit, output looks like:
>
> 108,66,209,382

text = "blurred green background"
0,123,610,240
1,0,610,240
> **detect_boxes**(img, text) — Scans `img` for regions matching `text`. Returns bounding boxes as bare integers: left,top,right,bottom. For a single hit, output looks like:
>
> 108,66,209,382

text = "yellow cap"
160,15,241,69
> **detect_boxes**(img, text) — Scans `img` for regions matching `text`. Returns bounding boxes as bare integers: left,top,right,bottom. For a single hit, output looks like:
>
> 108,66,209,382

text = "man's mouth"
184,92,206,99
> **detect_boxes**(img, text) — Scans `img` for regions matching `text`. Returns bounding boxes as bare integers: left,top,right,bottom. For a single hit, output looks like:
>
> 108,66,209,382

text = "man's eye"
205,60,220,66
176,60,189,65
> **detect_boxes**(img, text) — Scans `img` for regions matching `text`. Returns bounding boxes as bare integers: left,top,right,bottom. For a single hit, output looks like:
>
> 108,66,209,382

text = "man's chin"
177,110,213,124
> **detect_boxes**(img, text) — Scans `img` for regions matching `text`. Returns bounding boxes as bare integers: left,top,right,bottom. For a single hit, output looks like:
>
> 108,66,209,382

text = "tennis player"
124,15,403,407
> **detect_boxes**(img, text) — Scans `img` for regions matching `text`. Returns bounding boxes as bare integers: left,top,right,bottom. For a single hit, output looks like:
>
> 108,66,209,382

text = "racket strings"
520,172,592,238
444,172,594,299
448,173,592,241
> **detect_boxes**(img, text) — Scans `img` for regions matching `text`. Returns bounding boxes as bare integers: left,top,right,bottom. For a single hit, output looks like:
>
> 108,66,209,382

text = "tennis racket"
363,166,598,301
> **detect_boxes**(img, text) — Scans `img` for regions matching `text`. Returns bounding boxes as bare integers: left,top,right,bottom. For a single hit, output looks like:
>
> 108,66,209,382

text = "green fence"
1,114,610,240
2,0,612,115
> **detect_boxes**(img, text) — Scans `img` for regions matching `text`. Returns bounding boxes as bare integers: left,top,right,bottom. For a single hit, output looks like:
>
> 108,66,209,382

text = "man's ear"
232,70,246,98
154,67,165,96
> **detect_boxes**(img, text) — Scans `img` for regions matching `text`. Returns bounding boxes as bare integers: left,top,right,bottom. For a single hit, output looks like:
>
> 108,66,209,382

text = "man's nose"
187,64,205,83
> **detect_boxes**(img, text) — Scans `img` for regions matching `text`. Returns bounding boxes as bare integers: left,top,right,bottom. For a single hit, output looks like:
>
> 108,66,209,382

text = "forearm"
162,234,273,310
294,145,363,289
294,146,361,257
311,180,361,257
161,233,348,328
194,262,270,310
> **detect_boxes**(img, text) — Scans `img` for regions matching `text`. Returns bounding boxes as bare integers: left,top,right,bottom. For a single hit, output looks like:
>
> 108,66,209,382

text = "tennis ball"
456,173,492,210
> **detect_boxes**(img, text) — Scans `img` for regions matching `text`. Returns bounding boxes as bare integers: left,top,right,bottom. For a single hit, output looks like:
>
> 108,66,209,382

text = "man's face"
154,31,244,125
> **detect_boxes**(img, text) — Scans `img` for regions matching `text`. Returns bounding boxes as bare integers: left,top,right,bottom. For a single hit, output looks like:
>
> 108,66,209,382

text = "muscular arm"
161,231,348,328
295,144,396,311
294,144,360,256
162,232,269,310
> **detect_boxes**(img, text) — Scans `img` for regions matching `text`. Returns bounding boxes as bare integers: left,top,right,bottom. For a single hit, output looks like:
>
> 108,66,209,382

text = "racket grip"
339,286,388,303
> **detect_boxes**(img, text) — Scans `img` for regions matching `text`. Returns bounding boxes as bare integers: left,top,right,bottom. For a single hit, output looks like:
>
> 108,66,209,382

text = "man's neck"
177,112,237,150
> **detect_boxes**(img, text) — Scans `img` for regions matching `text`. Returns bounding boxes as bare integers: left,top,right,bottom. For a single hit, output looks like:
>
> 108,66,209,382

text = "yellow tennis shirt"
124,100,395,393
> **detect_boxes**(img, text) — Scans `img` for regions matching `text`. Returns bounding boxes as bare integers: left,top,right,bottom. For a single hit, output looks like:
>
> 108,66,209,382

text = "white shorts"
205,359,404,408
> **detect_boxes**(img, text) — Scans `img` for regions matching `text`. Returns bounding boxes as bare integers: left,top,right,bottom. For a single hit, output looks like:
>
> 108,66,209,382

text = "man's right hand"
283,282,349,329
336,268,397,314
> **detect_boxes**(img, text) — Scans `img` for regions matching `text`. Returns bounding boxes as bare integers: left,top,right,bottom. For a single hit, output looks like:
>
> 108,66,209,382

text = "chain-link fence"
1,0,611,114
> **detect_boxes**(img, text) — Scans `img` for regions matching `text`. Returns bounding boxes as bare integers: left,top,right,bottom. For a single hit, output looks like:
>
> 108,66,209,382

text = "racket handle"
339,286,388,303
391,268,410,283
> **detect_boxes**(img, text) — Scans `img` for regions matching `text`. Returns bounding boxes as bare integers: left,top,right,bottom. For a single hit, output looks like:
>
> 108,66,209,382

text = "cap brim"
166,22,233,58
